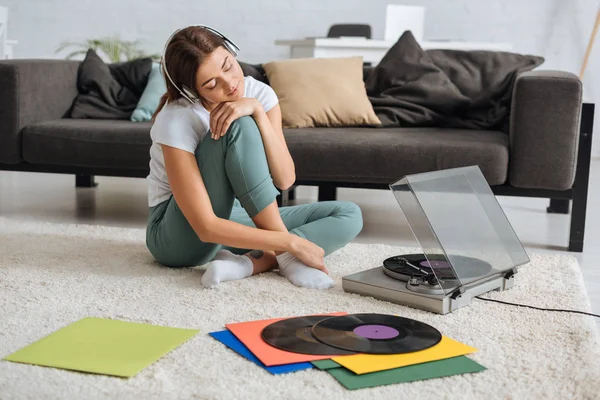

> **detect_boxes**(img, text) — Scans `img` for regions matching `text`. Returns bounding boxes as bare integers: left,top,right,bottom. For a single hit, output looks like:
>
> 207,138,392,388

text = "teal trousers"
146,116,363,268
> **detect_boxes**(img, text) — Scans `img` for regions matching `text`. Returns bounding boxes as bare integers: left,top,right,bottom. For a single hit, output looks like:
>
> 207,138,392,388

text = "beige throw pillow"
262,56,381,128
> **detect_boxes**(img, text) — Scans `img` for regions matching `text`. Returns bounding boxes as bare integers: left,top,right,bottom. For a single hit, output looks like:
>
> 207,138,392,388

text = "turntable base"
342,266,516,315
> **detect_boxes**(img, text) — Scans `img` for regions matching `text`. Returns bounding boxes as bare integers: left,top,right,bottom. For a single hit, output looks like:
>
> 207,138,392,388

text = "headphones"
161,25,240,104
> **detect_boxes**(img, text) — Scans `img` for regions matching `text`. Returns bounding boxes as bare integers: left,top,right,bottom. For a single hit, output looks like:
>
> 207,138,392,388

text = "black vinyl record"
383,253,492,281
383,253,457,280
261,315,357,355
311,313,442,354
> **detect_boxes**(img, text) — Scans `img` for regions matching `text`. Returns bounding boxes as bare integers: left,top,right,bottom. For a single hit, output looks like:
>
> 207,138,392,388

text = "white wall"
3,0,600,155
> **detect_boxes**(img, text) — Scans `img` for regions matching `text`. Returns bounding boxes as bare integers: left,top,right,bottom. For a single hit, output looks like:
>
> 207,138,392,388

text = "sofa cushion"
284,127,509,185
22,119,152,169
21,119,509,186
262,56,381,128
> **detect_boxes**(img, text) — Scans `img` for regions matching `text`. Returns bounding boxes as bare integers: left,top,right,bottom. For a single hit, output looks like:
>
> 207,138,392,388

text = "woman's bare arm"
253,104,296,190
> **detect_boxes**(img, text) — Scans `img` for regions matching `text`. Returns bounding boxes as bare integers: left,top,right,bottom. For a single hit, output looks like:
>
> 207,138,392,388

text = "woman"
146,25,363,289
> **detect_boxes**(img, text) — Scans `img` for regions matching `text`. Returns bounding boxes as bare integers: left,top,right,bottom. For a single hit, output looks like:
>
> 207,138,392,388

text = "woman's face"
195,46,244,108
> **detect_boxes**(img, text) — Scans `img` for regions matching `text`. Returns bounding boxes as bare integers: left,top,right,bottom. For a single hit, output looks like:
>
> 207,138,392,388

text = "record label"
311,313,442,354
353,325,399,340
261,315,356,355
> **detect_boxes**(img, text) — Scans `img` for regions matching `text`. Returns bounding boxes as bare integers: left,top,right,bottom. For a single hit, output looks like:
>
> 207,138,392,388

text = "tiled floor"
1,159,599,331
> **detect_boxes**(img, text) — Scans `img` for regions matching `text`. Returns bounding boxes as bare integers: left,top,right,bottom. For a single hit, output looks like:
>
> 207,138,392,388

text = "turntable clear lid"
389,165,530,295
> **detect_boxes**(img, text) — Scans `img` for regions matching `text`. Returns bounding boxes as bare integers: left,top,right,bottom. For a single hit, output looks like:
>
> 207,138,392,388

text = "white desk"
275,38,513,65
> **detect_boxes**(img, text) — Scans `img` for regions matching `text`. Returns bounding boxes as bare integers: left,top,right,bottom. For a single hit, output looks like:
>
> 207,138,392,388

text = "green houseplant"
56,36,161,62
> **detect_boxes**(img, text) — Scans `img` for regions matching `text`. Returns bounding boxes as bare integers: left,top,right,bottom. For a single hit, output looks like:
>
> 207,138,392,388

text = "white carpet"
1,217,599,400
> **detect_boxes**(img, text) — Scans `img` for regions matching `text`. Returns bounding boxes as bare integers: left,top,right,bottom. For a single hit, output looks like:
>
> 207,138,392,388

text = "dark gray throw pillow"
239,61,269,85
366,30,544,130
69,49,152,119
426,48,544,129
365,30,471,126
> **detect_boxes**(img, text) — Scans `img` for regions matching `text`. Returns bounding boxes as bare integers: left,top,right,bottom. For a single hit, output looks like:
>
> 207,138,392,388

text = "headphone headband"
161,25,240,104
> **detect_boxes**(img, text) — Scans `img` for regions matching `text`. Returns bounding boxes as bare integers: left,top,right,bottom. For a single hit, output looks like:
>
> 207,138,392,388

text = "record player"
342,166,531,315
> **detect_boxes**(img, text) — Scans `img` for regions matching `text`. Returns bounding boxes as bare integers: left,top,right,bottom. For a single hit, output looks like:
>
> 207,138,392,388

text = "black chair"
326,24,372,66
327,24,372,39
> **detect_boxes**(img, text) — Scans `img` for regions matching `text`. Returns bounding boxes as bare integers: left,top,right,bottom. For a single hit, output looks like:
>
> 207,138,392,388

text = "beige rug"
1,217,599,400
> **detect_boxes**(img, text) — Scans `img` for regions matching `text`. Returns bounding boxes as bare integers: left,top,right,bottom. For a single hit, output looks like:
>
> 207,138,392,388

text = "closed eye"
201,56,230,89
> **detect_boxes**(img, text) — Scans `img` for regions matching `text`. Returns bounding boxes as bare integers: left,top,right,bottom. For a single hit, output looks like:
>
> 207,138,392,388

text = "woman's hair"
152,26,227,122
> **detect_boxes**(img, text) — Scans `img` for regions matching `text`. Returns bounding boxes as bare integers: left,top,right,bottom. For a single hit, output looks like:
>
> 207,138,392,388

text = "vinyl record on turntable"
261,315,357,355
311,313,442,354
382,253,492,282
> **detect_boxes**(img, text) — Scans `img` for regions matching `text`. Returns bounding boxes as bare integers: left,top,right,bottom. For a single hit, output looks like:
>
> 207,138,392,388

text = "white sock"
201,250,253,288
275,252,334,290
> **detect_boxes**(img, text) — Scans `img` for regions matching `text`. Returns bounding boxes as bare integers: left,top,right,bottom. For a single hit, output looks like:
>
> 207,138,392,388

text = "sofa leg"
568,103,594,252
288,186,296,201
318,184,337,201
76,174,97,188
277,184,298,207
547,199,570,214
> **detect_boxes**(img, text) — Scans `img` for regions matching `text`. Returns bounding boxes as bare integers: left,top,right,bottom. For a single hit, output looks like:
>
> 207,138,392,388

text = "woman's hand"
209,98,263,140
288,235,328,274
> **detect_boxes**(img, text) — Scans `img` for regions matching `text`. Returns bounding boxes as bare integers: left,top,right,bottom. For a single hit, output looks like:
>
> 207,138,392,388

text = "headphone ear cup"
181,85,199,103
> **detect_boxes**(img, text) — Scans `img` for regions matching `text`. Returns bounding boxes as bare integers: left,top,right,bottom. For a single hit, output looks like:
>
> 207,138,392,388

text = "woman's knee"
226,116,261,140
335,201,363,239
219,115,264,155
230,115,258,130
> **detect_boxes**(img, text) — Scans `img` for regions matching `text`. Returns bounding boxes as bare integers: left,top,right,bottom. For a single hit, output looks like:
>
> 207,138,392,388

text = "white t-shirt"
146,76,279,207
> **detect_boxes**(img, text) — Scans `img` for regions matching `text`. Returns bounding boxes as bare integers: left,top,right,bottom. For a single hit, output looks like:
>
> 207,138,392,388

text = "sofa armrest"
0,60,80,164
508,70,583,190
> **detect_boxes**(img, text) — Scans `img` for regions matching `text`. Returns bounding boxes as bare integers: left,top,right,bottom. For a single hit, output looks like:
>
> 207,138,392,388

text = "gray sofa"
0,59,594,252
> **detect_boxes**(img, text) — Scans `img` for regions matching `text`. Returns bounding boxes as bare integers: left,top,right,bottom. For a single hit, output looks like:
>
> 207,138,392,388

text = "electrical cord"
475,296,600,318
399,261,599,318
